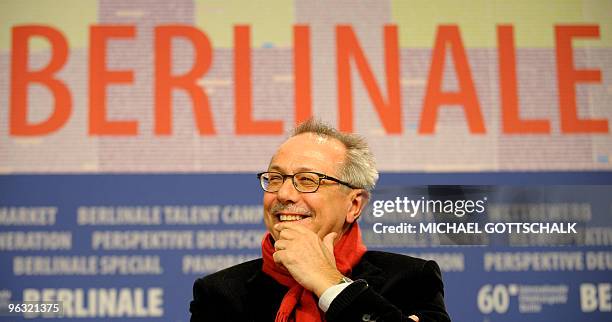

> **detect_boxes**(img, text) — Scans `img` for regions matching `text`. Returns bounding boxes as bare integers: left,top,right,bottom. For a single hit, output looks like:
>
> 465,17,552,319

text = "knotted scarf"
261,223,367,322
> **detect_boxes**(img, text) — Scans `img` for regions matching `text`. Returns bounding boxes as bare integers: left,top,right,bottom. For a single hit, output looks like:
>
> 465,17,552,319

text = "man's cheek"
263,212,276,232
264,212,275,225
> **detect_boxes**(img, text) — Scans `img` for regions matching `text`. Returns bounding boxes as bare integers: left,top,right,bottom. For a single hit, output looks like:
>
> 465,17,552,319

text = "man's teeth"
279,214,305,221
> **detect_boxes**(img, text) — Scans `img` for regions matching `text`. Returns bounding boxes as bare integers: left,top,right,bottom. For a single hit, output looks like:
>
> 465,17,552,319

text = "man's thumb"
323,232,337,251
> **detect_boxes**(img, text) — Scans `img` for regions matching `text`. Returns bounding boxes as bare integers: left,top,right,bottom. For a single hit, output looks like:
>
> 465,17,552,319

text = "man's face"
263,133,356,241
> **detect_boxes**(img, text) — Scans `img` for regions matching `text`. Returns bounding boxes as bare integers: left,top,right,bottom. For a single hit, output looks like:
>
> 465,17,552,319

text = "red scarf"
261,223,367,322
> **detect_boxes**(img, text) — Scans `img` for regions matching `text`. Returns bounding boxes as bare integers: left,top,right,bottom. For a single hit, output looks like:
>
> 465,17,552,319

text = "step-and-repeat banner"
1,1,611,321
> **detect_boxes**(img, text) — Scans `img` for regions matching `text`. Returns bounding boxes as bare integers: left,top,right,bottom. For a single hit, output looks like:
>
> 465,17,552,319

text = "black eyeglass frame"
257,171,359,193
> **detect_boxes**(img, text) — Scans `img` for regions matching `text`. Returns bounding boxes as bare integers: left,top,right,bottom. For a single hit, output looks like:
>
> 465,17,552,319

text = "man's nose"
276,177,300,203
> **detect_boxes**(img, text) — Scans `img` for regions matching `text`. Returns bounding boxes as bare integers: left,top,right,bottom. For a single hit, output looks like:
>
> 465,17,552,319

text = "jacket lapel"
245,268,288,321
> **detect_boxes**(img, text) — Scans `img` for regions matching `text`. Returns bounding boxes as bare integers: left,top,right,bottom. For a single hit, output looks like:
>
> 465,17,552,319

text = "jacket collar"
245,264,288,320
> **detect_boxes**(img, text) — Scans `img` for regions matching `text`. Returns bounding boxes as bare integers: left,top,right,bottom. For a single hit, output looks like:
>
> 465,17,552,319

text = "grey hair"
291,119,379,192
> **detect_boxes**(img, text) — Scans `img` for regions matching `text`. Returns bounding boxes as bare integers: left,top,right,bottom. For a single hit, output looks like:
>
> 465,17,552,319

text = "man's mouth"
277,213,309,222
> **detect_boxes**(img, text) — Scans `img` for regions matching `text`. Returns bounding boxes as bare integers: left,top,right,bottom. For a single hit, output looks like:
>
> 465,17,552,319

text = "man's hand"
273,222,344,297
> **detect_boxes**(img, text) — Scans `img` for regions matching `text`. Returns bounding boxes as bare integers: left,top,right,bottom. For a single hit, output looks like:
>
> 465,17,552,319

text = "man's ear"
346,189,368,223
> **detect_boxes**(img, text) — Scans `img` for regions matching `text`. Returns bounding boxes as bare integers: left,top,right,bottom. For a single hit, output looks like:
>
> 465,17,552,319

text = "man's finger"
278,228,297,241
272,251,284,264
274,240,288,251
274,222,312,234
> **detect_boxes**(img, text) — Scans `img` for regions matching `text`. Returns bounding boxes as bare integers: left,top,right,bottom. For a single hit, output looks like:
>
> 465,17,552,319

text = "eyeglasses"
257,171,358,193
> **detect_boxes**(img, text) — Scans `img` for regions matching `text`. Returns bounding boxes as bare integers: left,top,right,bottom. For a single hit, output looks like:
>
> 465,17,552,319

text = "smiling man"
190,119,450,322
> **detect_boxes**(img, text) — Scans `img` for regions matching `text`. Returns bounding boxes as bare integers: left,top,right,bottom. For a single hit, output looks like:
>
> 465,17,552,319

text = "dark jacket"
190,251,450,322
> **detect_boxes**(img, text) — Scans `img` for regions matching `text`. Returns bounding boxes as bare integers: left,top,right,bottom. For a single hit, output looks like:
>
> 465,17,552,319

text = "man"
190,119,450,322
